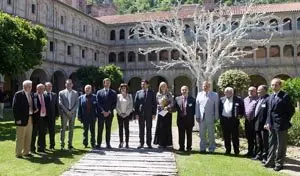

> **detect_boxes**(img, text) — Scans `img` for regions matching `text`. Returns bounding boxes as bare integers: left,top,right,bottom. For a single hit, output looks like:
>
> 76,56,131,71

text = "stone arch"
174,76,192,97
109,52,116,63
30,69,48,92
149,76,168,92
69,72,80,91
51,70,67,93
128,77,142,95
283,18,292,31
249,75,267,87
273,74,291,81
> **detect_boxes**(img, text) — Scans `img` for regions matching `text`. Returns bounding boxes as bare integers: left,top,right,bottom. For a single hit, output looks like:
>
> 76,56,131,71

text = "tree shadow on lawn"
284,157,300,172
0,121,16,141
23,149,88,165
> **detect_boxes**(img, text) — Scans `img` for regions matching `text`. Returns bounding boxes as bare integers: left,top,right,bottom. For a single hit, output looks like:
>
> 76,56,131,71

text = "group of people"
12,77,294,171
195,78,295,172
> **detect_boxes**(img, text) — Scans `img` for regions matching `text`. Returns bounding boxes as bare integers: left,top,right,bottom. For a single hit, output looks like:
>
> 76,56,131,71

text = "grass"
0,109,118,176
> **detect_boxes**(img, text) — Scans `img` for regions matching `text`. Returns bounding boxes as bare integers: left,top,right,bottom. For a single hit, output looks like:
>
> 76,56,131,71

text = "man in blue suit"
78,85,98,148
96,78,117,149
134,80,157,149
264,78,295,171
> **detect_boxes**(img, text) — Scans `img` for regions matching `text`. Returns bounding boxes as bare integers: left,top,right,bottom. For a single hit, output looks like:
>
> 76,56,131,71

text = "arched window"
110,30,115,40
283,18,292,31
171,50,180,60
270,19,278,31
148,51,157,61
118,52,125,62
128,51,135,62
269,45,280,57
231,21,239,31
119,29,125,40
159,50,169,61
283,45,294,57
160,26,167,36
138,53,145,62
108,52,116,63
129,28,134,39
297,18,300,30
243,46,253,58
256,46,266,59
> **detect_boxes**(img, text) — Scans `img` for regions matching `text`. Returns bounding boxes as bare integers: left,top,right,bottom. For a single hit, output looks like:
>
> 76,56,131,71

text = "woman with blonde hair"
154,82,173,148
116,83,134,148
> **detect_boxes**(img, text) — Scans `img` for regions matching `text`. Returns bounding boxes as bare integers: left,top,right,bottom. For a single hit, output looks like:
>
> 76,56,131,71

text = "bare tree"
131,1,279,88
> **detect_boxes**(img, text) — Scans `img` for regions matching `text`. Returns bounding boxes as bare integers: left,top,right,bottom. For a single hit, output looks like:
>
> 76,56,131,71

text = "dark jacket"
78,94,98,123
96,88,117,117
44,92,59,121
12,90,36,126
219,95,245,119
267,91,295,131
134,89,157,117
254,94,269,131
175,95,196,128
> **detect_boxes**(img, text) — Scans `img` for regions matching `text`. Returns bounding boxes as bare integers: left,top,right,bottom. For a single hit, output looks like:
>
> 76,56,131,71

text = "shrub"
288,110,300,146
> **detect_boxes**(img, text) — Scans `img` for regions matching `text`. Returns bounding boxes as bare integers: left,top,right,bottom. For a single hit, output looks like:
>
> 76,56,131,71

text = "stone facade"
0,0,300,97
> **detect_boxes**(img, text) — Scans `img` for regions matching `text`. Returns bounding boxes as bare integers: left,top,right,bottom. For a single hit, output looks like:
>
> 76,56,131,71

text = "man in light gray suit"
59,79,79,151
196,81,219,153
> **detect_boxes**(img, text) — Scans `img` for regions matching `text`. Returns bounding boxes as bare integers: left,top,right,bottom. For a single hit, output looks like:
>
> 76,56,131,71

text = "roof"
96,2,300,25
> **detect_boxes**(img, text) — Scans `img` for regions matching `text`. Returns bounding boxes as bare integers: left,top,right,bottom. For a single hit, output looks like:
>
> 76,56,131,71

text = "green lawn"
0,109,118,176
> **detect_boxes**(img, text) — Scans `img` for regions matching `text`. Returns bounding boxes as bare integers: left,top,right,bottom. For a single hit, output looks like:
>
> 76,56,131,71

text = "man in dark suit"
78,85,98,148
44,82,59,150
31,84,48,153
96,78,117,149
13,80,37,158
219,87,245,155
253,85,269,162
134,80,157,149
175,86,195,152
264,78,295,171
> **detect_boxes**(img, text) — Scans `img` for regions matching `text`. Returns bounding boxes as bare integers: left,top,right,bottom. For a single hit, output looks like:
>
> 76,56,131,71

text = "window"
256,47,266,59
159,50,169,61
129,28,134,39
31,4,36,14
118,52,125,62
49,41,54,52
7,0,11,5
138,54,145,62
109,52,116,63
119,29,125,40
128,51,136,62
67,46,71,55
82,50,85,58
83,25,86,32
94,52,97,61
60,16,64,25
148,51,157,61
270,45,280,57
283,18,292,31
297,18,300,30
283,45,294,57
270,19,278,31
110,30,115,40
243,47,253,58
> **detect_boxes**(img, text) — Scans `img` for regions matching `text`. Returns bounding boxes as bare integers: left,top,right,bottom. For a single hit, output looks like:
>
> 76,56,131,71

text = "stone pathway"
62,120,177,176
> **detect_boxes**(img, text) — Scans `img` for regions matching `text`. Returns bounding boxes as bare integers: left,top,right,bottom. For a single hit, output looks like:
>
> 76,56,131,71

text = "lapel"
270,93,276,110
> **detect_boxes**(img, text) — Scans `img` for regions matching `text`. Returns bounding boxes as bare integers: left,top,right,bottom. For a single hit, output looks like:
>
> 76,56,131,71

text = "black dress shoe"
264,163,275,168
187,148,192,152
68,146,74,151
147,145,153,149
200,150,206,154
125,144,129,148
137,145,144,149
178,148,185,151
106,145,112,149
37,149,45,153
24,154,34,157
118,142,123,148
50,147,55,150
273,166,283,171
16,155,23,159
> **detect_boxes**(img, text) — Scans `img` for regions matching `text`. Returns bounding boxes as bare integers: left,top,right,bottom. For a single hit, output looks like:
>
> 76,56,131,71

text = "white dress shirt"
67,90,72,109
222,97,233,118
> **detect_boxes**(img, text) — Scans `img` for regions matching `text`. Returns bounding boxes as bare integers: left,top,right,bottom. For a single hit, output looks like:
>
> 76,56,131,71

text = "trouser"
199,119,216,152
138,116,152,146
255,129,269,160
31,116,47,151
245,119,256,156
266,129,288,167
97,114,113,146
178,119,193,150
220,116,240,154
117,115,130,144
0,102,4,119
60,114,75,148
47,118,56,148
83,120,96,147
16,116,32,156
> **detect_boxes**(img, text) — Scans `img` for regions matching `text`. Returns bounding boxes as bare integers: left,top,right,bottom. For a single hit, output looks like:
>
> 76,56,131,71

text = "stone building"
1,0,300,98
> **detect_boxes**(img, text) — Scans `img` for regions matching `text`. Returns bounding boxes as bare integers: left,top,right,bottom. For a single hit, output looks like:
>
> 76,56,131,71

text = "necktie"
182,96,186,116
105,89,108,96
40,94,46,116
48,92,52,102
144,90,147,101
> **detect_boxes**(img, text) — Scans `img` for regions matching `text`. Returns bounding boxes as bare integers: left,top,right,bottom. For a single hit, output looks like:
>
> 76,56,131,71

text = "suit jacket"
44,91,59,120
59,89,79,116
77,94,98,123
175,95,196,128
12,90,36,126
195,91,219,123
254,94,269,131
134,89,157,117
116,93,134,117
219,96,245,119
32,92,48,123
96,88,117,117
267,90,295,131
